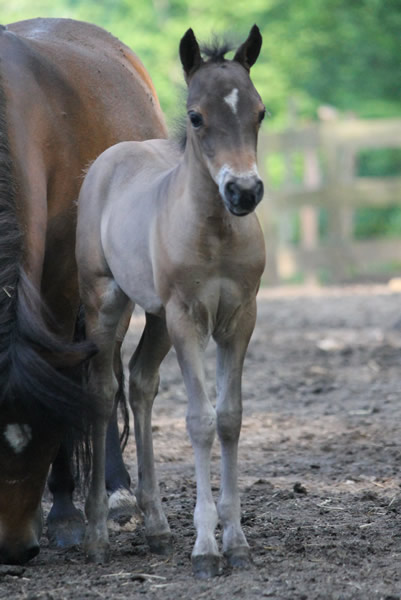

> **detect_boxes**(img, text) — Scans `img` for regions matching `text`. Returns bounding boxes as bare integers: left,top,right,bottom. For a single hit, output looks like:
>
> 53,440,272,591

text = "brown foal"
76,25,266,578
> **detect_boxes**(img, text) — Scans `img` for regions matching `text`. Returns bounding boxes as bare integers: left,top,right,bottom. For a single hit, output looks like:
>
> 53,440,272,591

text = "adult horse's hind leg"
105,401,133,521
47,438,86,548
106,303,138,524
128,313,172,555
214,300,257,569
47,410,134,549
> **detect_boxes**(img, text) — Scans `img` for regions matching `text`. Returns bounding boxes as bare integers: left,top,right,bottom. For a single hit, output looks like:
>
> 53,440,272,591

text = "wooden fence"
257,117,401,284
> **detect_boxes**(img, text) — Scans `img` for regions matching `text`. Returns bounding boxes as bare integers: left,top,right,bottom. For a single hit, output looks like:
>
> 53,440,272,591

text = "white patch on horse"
4,424,32,454
107,488,139,530
224,88,239,115
108,488,137,512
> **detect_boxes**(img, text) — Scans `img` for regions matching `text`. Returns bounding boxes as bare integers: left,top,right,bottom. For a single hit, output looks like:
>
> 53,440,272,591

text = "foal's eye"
189,111,203,129
258,109,266,124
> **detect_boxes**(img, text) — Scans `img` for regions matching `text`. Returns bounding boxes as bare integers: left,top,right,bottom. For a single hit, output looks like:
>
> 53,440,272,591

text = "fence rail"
257,117,401,284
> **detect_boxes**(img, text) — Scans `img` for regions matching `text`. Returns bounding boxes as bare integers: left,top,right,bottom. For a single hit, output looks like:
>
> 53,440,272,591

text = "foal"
76,25,266,578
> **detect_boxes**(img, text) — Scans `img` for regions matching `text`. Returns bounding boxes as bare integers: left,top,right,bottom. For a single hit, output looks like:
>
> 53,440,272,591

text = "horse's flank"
0,17,167,565
0,19,166,425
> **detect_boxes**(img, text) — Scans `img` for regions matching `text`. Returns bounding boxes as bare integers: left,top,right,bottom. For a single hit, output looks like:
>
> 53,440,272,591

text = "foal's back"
79,138,179,233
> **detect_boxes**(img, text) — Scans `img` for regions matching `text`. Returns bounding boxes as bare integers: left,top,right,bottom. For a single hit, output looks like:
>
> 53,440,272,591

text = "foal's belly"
122,275,164,317
168,275,252,338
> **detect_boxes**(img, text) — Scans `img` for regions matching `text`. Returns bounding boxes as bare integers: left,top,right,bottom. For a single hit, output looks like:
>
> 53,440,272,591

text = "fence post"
300,148,321,284
321,114,357,282
258,133,279,285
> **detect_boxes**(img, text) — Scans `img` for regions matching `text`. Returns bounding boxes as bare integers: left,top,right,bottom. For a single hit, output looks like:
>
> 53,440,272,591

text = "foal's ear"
234,25,262,71
179,28,203,83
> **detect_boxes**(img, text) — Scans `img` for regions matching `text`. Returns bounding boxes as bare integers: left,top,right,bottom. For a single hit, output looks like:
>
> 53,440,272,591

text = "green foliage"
1,0,399,126
357,149,401,178
353,206,401,240
354,148,401,239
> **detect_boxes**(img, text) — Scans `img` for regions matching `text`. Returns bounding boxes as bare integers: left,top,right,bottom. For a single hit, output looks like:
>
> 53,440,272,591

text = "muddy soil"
2,285,401,600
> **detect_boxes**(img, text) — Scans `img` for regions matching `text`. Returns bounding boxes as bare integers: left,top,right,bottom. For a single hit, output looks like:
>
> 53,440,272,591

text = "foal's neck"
177,136,224,219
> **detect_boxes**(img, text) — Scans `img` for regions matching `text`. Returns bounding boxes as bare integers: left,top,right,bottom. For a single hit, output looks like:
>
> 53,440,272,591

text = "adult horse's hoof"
192,554,222,579
225,546,251,569
108,488,139,525
46,508,85,549
146,533,173,556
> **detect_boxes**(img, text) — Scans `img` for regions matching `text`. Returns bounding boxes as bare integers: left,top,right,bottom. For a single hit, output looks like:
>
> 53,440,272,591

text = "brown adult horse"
76,26,265,578
0,18,166,564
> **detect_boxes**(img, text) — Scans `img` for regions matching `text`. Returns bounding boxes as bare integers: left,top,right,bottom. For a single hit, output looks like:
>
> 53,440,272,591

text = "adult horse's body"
0,18,166,564
77,26,265,577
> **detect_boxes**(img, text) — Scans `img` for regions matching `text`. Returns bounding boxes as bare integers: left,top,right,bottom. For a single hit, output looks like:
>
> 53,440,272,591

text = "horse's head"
0,411,60,564
180,25,265,216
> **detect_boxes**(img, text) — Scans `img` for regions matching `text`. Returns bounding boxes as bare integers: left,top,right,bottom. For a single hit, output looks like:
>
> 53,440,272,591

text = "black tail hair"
114,341,130,451
0,74,95,432
75,304,130,450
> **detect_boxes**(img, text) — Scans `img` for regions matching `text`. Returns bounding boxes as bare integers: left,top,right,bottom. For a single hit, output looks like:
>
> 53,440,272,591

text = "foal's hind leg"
128,313,172,555
215,300,257,569
82,278,129,563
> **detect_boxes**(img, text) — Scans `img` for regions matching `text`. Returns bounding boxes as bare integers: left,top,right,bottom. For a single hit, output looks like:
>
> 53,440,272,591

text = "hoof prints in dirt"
3,286,401,600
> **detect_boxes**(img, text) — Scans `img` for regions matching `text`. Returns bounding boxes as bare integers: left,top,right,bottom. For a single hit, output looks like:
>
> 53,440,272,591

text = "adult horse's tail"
0,81,94,430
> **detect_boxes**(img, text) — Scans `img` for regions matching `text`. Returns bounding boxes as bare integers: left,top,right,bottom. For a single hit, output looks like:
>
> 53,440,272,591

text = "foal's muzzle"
223,176,264,216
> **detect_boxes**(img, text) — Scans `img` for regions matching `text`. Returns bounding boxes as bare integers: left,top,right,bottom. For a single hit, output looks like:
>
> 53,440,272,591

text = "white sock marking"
108,488,137,511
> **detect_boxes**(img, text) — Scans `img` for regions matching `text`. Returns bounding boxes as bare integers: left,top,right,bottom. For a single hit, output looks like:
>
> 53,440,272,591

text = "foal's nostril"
224,177,264,215
224,181,241,205
255,179,264,202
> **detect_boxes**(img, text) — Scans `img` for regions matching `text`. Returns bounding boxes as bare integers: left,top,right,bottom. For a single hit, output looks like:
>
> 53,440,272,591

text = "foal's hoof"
84,542,110,564
192,554,222,579
47,509,85,549
108,488,140,525
146,533,173,556
225,546,251,569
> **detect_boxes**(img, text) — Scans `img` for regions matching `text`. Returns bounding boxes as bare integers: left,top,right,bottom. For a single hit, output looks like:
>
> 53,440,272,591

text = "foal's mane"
199,37,235,63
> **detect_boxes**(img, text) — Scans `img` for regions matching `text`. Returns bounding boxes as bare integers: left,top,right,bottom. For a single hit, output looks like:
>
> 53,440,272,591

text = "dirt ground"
3,284,401,600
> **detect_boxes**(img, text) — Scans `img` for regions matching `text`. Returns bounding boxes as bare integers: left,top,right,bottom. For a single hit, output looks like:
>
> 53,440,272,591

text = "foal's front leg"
215,300,257,568
167,305,219,579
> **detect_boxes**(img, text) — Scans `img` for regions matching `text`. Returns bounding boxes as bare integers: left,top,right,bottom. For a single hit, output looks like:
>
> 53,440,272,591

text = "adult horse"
77,26,265,577
0,18,166,564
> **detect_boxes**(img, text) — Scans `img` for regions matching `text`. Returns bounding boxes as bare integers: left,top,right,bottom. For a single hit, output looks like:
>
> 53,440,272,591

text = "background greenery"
3,0,400,126
3,1,400,247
